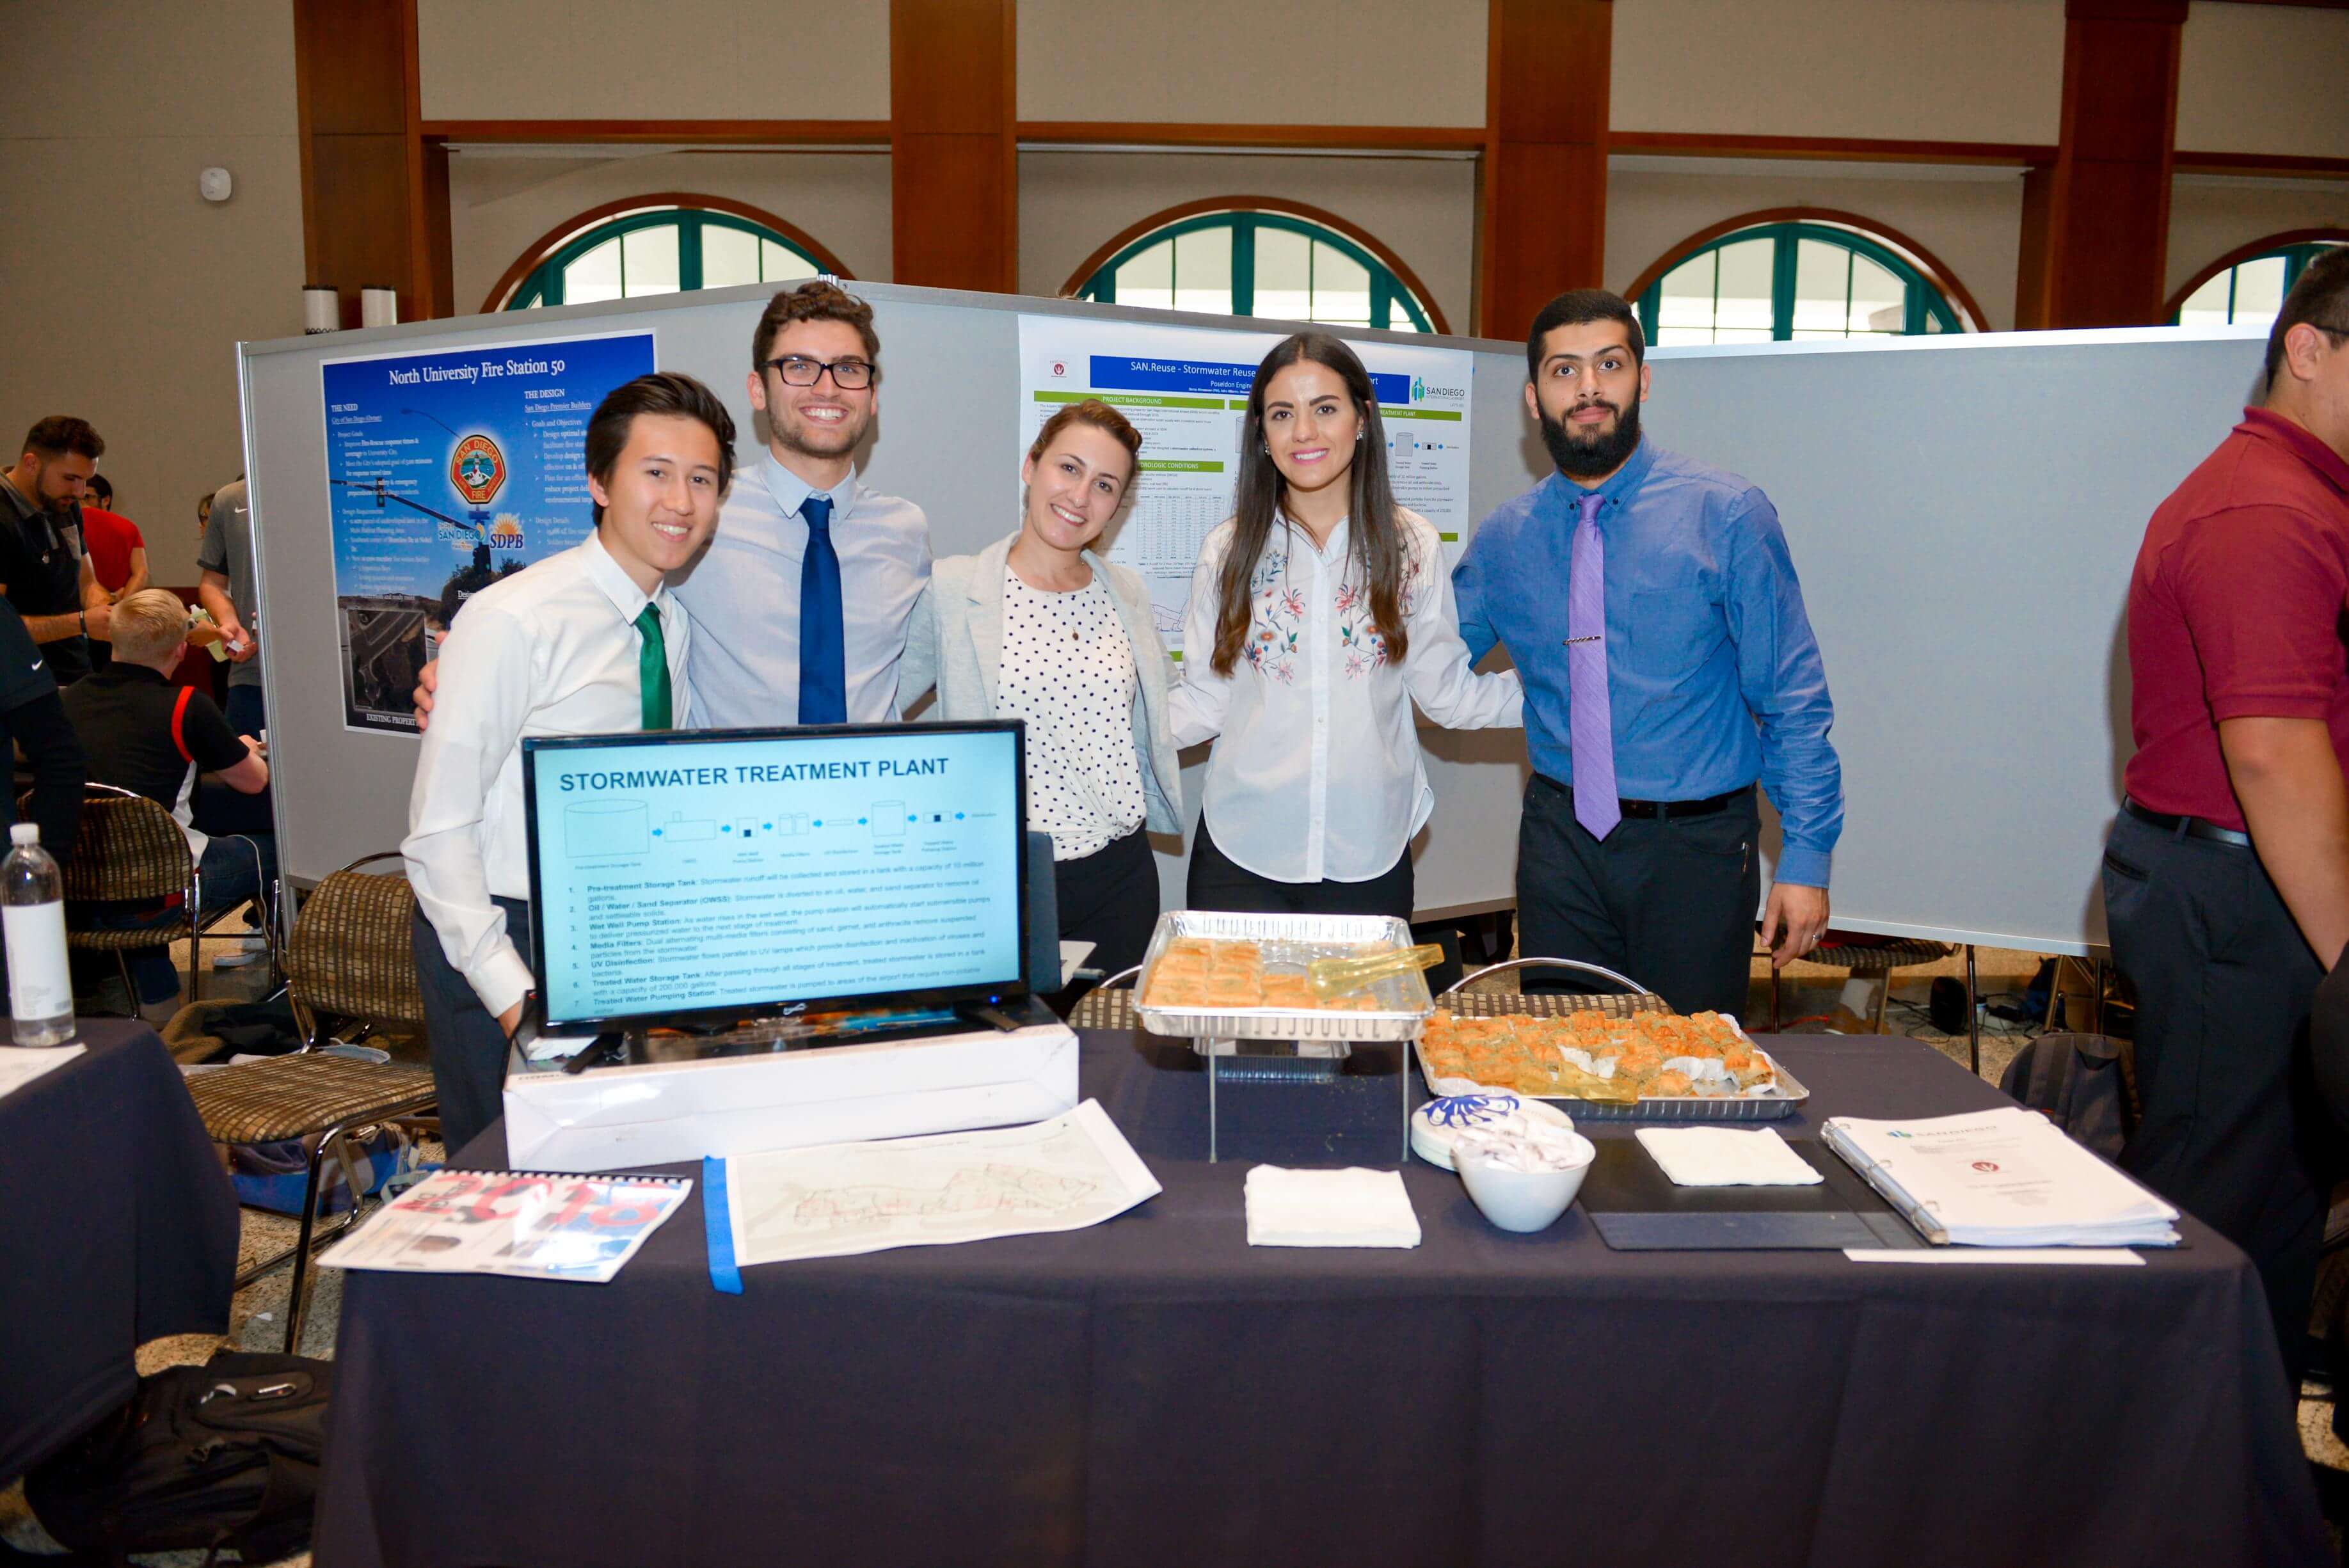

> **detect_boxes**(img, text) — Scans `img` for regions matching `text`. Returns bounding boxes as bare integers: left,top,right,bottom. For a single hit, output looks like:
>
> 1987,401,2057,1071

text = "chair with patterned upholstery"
25,783,206,1007
1765,935,1955,1034
182,851,436,1352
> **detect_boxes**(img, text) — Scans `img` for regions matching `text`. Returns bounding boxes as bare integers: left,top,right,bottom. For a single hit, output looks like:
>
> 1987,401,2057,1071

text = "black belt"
1541,777,1746,820
2122,796,2251,848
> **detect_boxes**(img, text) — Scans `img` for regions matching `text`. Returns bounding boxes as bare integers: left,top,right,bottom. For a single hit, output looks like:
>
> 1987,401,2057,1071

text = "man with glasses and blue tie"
1453,290,1842,1020
673,281,931,726
414,283,931,731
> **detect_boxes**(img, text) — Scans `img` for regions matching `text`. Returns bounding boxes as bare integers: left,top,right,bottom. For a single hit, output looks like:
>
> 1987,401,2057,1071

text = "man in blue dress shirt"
672,281,931,726
1454,290,1842,1018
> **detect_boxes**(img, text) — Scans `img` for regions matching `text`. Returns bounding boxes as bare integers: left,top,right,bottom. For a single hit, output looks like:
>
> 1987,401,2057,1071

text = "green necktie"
634,605,672,731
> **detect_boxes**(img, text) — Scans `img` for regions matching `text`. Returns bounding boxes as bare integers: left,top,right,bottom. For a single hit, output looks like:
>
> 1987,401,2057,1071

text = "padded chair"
1764,935,1954,1034
28,783,206,1007
182,851,436,1353
1438,956,1667,1018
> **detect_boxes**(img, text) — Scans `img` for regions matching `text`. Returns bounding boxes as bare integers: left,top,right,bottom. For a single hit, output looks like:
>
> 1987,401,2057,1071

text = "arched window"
482,194,847,313
1063,199,1447,334
2170,234,2348,328
1627,211,1976,347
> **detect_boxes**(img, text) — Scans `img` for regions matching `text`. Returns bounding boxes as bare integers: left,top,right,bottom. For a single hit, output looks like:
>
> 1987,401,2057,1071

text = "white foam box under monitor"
500,1020,1080,1172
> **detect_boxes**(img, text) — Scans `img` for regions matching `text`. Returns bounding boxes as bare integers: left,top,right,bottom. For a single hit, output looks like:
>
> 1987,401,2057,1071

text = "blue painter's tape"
704,1155,743,1295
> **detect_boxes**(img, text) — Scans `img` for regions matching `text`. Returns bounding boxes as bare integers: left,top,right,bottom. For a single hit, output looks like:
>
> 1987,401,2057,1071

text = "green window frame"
506,207,826,310
2172,241,2343,326
1072,210,1435,333
1636,221,1963,344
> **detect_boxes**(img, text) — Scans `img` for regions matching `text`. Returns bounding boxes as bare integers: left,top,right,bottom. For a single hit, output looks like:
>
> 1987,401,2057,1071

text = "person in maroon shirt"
2107,246,2349,1378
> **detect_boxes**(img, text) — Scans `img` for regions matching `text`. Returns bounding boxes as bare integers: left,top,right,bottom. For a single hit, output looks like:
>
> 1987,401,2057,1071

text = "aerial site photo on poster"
1018,315,1474,644
321,331,657,732
526,727,1026,1028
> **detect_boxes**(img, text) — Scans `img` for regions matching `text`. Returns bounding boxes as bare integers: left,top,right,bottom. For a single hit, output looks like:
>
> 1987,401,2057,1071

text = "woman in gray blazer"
900,399,1183,998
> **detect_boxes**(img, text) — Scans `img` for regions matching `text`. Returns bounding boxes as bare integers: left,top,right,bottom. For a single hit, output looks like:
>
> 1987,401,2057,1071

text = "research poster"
1017,316,1474,645
320,331,656,733
525,729,1026,1026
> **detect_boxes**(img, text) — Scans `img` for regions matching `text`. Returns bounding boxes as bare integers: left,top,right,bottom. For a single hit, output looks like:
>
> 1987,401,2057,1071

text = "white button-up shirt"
1170,508,1522,883
669,450,931,727
403,533,692,1019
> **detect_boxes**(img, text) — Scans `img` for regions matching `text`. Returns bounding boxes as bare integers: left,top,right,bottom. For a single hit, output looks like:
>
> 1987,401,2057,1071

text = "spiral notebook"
319,1168,692,1283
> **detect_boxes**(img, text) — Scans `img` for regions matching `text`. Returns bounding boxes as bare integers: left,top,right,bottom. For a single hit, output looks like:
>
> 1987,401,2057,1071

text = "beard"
772,408,865,459
1540,397,1641,479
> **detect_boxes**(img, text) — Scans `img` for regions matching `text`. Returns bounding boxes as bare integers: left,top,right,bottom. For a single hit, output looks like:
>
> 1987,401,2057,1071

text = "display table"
0,1022,239,1481
315,1032,2327,1568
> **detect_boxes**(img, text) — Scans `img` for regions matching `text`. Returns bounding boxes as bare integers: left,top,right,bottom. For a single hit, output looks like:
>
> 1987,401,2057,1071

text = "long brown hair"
1210,333,1408,677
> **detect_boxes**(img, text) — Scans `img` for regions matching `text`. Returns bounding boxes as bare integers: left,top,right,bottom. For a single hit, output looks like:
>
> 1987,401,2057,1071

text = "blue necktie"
798,493,847,724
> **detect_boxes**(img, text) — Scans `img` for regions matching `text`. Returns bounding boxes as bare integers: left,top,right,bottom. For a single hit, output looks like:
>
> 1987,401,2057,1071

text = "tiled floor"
4,938,2336,1563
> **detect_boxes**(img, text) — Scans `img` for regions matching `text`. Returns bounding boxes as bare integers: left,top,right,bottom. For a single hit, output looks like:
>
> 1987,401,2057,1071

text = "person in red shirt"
2108,245,2349,1377
77,473,148,601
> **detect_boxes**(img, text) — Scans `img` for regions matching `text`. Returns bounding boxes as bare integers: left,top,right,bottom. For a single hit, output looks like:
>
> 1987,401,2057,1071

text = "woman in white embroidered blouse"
1168,333,1522,921
902,400,1184,1004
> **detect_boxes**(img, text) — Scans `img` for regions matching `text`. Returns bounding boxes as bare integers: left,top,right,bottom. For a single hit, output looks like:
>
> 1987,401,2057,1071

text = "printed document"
319,1168,690,1283
713,1099,1159,1267
1822,1107,2178,1247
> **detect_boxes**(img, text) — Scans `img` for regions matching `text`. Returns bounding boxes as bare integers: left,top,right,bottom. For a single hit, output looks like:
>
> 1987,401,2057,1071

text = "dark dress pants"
2103,809,2332,1375
1047,827,1161,1009
412,896,532,1159
1515,775,1760,1020
1186,819,1413,921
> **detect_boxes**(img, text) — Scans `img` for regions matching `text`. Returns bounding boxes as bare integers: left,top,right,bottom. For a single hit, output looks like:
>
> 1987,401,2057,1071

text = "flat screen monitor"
520,722,1028,1031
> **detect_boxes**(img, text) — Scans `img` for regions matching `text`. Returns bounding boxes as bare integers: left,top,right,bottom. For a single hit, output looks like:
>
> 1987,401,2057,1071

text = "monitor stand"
956,998,1037,1033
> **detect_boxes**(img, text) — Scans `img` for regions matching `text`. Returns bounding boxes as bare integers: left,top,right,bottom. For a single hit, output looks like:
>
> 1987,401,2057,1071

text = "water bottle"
3,822,75,1046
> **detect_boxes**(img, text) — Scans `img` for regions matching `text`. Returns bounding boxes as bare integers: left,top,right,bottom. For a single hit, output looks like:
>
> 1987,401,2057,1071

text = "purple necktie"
1567,491,1620,840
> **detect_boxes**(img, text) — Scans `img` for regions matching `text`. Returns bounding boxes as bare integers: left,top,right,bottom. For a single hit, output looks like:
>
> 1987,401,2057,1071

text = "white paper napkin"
0,1043,83,1102
1636,1127,1824,1187
1244,1166,1423,1248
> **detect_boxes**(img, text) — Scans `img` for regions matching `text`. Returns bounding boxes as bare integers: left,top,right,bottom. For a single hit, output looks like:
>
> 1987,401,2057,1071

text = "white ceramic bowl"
1455,1134,1595,1233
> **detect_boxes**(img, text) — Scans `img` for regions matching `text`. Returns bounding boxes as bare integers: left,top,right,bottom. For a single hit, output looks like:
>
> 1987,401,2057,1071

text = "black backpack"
1997,1031,2140,1159
24,1350,331,1565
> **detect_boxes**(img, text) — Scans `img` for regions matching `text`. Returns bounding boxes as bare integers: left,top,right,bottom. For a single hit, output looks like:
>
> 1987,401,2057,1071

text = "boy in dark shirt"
61,589,269,1022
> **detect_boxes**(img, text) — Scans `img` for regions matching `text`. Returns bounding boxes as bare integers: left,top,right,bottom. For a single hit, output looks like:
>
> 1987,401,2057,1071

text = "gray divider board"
1639,326,2265,953
239,285,2267,953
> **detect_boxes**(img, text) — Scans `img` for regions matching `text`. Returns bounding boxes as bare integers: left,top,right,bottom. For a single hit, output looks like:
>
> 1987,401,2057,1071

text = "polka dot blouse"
996,567,1147,860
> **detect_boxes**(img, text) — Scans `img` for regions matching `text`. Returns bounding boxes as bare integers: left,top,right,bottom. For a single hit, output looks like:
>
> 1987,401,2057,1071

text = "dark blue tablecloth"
315,1031,2328,1568
0,1022,239,1482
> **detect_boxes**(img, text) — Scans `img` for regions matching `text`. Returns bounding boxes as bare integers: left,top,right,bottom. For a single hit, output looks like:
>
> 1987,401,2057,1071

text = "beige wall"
1612,0,2065,145
2177,3,2349,158
13,0,2343,597
0,0,305,586
1015,0,1485,126
419,0,889,121
1017,152,1479,333
449,150,894,312
2165,176,2349,305
1605,160,2027,331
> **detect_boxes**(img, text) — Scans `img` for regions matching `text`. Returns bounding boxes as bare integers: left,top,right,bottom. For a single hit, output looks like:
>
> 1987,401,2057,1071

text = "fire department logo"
450,434,507,507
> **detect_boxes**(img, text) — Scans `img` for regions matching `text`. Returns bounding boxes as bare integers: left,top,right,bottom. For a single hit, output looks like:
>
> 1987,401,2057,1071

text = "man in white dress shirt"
404,374,733,1153
670,281,931,725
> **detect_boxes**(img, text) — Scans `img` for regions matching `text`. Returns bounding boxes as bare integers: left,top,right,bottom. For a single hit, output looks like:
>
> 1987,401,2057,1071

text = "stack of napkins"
1244,1166,1422,1248
1636,1126,1824,1186
1823,1107,2180,1247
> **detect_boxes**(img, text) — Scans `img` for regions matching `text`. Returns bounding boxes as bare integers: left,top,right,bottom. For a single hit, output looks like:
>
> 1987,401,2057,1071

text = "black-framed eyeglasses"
763,355,875,390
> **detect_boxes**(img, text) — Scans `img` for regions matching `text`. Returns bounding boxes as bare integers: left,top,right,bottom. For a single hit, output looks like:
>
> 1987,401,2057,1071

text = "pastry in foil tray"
1419,1009,1779,1100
